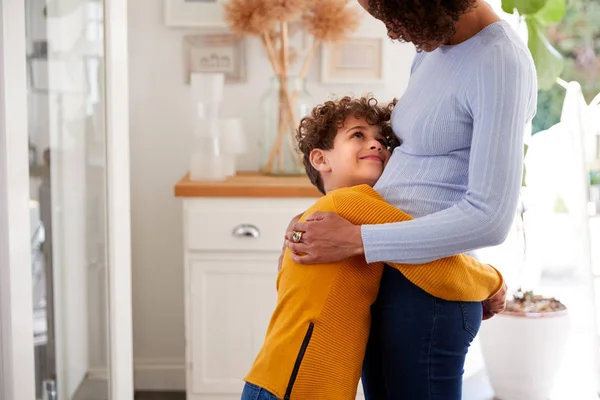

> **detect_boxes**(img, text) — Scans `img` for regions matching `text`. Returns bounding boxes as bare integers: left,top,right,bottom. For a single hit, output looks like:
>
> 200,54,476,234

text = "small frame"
321,37,385,84
183,34,246,84
164,0,227,28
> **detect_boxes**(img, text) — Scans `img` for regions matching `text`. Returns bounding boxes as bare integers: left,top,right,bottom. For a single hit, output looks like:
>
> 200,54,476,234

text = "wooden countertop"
174,172,322,198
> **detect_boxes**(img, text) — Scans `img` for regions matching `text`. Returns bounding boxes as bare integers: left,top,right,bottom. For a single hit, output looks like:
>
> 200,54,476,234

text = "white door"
0,0,133,399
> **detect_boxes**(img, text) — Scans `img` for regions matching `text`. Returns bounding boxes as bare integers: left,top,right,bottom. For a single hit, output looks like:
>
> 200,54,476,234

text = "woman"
283,0,537,398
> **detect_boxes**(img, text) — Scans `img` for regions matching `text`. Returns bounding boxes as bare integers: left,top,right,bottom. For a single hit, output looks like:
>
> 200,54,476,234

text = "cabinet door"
188,253,278,396
188,253,366,399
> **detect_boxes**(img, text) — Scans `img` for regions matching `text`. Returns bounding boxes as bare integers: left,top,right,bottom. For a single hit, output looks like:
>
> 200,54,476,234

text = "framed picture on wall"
321,38,385,84
183,33,246,84
164,0,228,28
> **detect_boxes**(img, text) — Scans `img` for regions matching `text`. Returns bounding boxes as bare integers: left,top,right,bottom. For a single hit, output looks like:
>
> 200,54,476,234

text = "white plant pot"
479,310,570,400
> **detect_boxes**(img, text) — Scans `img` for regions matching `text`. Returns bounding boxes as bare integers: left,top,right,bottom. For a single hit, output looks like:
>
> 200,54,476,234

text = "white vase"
479,310,570,400
259,75,313,176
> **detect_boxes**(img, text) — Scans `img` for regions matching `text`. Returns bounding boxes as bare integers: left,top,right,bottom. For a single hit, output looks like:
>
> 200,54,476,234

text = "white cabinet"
188,255,277,395
182,197,315,400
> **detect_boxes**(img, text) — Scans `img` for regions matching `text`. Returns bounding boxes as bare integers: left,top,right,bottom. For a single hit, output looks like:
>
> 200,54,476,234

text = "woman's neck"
446,0,502,45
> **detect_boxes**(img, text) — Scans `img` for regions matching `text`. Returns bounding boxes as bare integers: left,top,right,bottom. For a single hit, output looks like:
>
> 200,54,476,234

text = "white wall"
128,0,414,389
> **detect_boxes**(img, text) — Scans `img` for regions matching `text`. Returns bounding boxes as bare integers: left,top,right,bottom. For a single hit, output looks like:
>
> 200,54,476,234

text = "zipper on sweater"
284,322,314,400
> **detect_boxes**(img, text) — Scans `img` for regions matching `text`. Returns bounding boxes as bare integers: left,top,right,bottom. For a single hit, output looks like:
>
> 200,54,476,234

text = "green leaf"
502,0,549,16
502,0,517,14
535,0,566,24
526,16,564,90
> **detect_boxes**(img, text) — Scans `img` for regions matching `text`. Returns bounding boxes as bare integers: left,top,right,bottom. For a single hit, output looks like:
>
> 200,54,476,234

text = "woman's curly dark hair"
296,95,400,194
368,0,477,46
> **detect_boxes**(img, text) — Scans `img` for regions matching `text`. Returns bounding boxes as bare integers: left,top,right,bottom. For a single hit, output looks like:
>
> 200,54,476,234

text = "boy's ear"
309,149,331,172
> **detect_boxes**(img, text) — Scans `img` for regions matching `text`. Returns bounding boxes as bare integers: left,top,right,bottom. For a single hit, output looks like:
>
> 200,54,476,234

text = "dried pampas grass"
224,0,359,75
261,0,308,22
224,0,273,36
302,0,361,42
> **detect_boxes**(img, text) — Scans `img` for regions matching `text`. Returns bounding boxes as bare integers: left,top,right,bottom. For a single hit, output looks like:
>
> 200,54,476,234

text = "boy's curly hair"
296,95,400,194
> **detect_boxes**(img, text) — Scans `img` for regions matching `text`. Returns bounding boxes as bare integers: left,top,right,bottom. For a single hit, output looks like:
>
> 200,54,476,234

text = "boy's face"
312,115,392,192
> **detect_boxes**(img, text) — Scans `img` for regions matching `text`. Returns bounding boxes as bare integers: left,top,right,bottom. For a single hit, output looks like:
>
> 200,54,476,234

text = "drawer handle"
232,224,261,238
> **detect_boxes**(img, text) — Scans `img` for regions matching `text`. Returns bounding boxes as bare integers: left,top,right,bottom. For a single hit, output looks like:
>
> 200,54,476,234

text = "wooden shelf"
174,172,322,198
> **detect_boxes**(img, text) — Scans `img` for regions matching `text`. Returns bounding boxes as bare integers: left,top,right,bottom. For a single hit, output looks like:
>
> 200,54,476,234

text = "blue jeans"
362,265,482,400
241,383,280,400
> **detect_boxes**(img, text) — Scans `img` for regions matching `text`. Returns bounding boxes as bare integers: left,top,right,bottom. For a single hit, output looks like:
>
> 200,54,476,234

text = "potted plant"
480,290,569,400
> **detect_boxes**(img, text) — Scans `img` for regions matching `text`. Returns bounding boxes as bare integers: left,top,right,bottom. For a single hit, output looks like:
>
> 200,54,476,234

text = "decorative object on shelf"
224,0,361,175
259,75,312,175
321,37,385,84
189,72,247,181
218,118,246,177
183,33,246,84
164,0,227,28
480,290,569,400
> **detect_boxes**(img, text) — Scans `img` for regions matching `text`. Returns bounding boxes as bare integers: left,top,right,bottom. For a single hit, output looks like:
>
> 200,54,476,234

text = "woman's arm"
361,44,537,264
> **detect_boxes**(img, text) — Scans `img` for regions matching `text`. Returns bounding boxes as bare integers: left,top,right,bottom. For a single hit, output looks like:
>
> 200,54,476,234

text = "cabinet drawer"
184,198,315,252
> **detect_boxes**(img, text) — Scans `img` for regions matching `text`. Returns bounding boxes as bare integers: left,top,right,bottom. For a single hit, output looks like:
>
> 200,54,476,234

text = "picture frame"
183,33,246,84
321,37,385,84
164,0,228,28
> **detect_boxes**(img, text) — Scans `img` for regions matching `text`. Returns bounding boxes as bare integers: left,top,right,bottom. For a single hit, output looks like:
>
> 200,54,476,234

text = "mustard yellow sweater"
245,185,503,400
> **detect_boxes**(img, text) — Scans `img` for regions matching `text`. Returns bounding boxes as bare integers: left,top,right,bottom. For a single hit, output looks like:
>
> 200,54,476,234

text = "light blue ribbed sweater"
362,21,538,264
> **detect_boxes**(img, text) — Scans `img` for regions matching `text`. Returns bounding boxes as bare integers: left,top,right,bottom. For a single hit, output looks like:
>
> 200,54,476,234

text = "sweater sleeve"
361,43,537,264
332,187,504,301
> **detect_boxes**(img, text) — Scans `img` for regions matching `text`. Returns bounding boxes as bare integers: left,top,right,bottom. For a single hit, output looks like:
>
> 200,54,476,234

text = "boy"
241,96,505,400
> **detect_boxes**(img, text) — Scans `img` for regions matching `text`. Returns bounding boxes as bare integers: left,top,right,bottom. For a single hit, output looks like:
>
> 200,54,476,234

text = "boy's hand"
482,282,508,320
279,213,303,271
285,211,364,264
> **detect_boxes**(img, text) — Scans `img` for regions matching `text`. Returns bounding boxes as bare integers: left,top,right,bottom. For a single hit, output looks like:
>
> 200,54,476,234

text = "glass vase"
259,75,313,176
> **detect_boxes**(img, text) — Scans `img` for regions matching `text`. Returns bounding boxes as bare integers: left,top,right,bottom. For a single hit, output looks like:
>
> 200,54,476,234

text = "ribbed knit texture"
245,185,504,400
363,21,538,264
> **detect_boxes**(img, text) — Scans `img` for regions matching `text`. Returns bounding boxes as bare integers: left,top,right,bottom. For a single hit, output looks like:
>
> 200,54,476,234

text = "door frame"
0,0,36,398
104,0,134,398
0,0,134,398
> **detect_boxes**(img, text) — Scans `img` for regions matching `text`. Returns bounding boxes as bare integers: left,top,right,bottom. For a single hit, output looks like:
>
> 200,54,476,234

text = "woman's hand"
482,282,508,320
284,211,364,264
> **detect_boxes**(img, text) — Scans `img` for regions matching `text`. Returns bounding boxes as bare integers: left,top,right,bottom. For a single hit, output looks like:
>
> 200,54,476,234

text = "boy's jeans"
241,383,280,400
